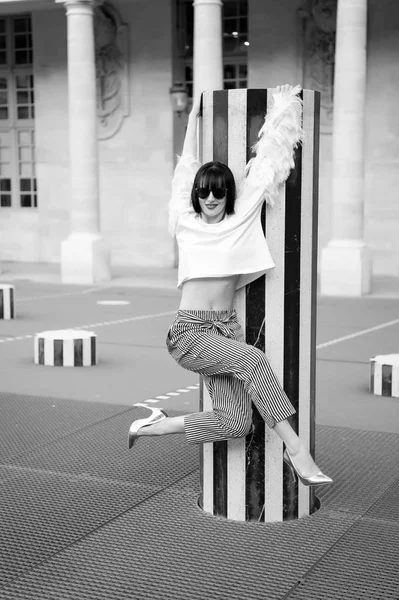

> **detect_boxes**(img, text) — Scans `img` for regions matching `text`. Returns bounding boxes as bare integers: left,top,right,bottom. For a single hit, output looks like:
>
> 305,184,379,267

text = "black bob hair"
191,161,236,216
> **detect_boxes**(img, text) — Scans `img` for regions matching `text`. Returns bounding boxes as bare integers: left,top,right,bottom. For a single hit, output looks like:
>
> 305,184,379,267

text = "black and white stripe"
34,329,97,366
0,284,15,320
199,88,320,522
166,308,296,518
370,354,399,397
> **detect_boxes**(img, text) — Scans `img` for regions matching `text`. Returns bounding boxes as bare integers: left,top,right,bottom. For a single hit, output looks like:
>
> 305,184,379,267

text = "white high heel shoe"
128,405,168,449
283,449,333,487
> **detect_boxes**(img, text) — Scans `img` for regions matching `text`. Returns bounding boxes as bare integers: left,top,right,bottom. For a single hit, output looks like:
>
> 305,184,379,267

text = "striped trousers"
166,309,296,444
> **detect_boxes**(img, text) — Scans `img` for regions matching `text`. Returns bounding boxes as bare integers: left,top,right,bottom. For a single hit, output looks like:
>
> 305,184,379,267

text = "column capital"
55,0,103,8
192,0,223,6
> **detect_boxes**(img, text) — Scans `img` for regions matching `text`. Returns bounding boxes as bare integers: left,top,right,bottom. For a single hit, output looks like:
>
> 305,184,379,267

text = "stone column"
320,0,370,296
193,0,223,99
57,0,110,284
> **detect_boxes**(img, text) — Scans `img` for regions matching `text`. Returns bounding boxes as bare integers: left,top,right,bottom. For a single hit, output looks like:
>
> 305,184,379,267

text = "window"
18,129,36,207
224,63,248,90
0,130,12,207
222,0,248,55
13,15,33,66
177,0,248,98
0,15,36,209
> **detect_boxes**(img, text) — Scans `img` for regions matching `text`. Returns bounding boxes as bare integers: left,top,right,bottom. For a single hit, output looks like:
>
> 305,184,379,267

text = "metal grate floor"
0,392,130,460
287,519,399,599
0,392,398,599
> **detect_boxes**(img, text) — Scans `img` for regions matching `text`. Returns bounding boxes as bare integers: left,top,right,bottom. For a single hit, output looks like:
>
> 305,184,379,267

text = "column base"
61,233,111,284
320,241,371,296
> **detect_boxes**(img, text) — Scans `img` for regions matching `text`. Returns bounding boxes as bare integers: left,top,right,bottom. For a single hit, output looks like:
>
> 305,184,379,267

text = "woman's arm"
180,94,202,158
240,84,303,208
168,94,203,236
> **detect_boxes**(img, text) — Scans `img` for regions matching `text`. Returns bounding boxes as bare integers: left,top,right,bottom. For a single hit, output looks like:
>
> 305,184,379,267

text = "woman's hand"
189,92,202,119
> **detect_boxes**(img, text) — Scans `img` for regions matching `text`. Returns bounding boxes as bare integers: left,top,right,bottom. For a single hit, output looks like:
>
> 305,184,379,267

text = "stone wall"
33,8,70,264
249,0,399,277
365,0,399,276
98,0,175,268
1,0,175,268
2,0,399,277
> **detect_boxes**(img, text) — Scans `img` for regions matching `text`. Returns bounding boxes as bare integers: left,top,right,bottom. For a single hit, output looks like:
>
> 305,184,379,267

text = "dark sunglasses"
195,187,227,200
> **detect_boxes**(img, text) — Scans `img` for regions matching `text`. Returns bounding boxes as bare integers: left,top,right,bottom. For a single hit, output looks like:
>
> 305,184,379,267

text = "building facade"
0,0,398,289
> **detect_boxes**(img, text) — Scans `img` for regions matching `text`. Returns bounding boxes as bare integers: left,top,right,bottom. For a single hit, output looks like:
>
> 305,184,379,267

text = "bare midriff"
179,275,239,311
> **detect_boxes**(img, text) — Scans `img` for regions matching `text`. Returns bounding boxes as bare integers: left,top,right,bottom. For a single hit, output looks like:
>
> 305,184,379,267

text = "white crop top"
168,86,303,291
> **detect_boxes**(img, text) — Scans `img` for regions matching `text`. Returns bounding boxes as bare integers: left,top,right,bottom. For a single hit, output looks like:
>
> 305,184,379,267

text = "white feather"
242,85,304,206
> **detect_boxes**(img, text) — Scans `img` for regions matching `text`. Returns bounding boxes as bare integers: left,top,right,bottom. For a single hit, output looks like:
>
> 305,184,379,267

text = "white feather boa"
242,85,304,205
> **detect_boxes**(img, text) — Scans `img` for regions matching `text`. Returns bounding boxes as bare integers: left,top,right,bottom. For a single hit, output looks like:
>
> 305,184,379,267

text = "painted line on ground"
133,383,201,408
0,310,176,345
316,316,399,350
14,285,110,303
97,300,131,306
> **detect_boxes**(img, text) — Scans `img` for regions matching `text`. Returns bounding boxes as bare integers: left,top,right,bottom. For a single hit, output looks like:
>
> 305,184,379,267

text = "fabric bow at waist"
176,309,237,338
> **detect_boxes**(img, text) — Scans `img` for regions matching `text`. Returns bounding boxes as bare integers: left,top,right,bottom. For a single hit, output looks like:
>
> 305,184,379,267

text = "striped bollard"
370,354,399,398
0,284,15,319
34,329,97,366
199,88,320,522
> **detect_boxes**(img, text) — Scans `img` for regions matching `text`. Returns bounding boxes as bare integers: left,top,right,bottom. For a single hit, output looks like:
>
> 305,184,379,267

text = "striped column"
370,354,399,398
199,89,320,522
34,329,97,366
0,285,15,319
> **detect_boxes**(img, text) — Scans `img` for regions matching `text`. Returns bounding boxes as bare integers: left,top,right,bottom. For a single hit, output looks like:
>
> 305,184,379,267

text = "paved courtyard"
0,263,398,599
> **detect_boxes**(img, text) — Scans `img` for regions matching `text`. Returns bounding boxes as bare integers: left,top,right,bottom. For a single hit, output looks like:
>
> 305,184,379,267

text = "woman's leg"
138,374,253,442
137,415,185,437
172,331,322,475
176,331,296,429
137,408,319,478
184,374,253,443
273,419,320,478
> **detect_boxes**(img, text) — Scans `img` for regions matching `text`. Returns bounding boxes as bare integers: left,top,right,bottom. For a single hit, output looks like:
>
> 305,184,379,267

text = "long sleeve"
168,106,202,237
168,153,202,236
237,85,304,211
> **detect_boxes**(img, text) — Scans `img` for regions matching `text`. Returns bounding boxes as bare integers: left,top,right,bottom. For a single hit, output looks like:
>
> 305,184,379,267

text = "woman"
128,84,332,487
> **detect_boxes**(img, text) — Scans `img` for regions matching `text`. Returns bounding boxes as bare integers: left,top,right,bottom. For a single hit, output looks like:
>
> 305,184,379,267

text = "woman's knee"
222,416,253,439
240,345,270,373
233,420,253,438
